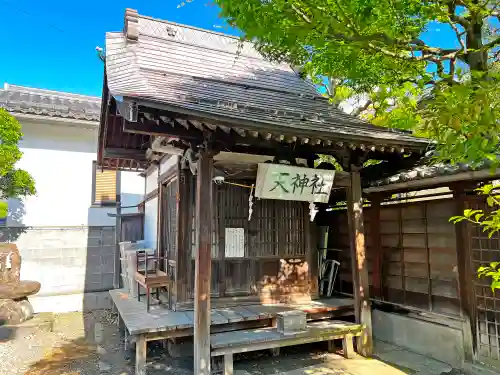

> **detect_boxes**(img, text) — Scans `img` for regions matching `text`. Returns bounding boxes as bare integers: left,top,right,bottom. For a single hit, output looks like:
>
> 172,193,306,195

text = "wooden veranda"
97,8,429,375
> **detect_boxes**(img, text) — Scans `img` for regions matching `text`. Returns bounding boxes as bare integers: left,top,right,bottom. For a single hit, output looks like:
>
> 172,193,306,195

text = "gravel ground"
0,310,473,375
0,309,193,375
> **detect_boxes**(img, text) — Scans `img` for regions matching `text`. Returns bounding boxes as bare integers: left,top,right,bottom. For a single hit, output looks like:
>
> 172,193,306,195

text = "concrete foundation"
372,309,465,368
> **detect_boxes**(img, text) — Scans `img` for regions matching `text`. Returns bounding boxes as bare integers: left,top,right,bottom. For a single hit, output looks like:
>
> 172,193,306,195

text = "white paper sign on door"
225,228,245,258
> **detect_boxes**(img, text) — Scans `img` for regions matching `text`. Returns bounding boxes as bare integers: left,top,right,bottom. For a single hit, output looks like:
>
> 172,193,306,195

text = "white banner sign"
255,164,335,203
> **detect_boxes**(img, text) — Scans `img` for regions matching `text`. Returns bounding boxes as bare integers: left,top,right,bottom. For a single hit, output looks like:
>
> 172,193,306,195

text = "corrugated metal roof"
0,83,101,122
104,9,429,151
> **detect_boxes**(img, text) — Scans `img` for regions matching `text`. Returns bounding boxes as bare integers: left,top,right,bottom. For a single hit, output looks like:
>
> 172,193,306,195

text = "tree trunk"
466,15,488,72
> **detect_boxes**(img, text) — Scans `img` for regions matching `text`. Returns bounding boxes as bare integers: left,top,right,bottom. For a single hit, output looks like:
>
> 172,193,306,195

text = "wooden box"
276,311,307,335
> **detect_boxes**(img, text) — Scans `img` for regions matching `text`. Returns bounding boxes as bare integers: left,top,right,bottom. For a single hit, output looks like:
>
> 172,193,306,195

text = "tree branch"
446,0,471,28
351,100,373,117
449,57,457,79
484,36,500,50
291,4,312,24
447,16,467,52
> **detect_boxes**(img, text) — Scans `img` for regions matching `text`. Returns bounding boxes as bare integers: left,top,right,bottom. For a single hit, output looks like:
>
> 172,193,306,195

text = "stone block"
277,310,307,334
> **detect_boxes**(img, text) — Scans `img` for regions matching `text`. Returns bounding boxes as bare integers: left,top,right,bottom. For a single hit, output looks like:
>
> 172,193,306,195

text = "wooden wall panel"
181,180,312,304
329,197,460,316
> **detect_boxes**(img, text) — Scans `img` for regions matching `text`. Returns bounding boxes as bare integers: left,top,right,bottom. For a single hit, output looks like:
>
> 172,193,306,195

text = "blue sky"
0,0,235,96
0,0,458,97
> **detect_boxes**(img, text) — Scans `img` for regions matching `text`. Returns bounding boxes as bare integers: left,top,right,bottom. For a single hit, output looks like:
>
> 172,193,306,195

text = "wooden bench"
210,320,364,375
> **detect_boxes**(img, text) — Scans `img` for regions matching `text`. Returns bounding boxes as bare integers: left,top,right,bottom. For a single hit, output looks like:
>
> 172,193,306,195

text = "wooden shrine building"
97,8,430,375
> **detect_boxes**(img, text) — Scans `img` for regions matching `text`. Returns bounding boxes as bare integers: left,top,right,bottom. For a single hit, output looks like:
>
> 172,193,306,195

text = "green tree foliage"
449,184,500,289
0,109,36,218
215,0,498,131
214,0,499,288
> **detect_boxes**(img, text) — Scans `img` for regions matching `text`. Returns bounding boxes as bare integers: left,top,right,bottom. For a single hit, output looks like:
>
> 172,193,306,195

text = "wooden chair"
134,250,169,312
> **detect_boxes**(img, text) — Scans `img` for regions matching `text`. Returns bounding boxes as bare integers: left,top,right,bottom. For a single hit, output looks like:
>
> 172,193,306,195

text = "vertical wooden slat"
194,151,213,375
370,195,382,299
157,181,164,259
424,203,432,311
454,186,477,362
114,192,122,289
176,166,192,309
305,202,318,299
347,169,373,356
399,207,406,305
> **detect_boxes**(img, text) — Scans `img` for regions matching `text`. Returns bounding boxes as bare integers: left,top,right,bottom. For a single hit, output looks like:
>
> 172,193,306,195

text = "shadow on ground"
16,310,464,375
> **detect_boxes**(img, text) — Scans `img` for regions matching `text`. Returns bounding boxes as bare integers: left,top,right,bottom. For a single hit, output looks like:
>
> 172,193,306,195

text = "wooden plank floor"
110,289,354,336
211,320,362,349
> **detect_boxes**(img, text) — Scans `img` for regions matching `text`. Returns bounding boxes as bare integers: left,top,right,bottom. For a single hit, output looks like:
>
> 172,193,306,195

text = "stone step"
463,363,499,375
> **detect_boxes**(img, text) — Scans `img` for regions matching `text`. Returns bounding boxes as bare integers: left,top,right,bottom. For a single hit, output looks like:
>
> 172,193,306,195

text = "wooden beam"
125,114,414,163
453,186,477,362
104,147,147,161
347,169,373,356
123,118,202,140
176,165,193,308
135,98,427,151
194,150,214,375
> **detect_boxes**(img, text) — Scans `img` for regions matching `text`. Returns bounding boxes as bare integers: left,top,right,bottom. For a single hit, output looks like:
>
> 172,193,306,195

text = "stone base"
0,298,35,325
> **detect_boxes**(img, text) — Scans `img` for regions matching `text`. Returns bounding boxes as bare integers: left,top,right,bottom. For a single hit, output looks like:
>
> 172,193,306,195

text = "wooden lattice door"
468,197,500,366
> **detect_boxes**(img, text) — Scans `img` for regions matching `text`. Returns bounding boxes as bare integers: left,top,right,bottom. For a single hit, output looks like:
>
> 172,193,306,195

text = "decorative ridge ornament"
124,8,139,42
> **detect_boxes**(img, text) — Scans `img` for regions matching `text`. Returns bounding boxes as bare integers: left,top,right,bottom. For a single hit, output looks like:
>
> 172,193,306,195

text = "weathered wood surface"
211,320,362,349
194,151,214,375
110,289,355,336
110,290,192,335
347,169,373,356
211,320,363,354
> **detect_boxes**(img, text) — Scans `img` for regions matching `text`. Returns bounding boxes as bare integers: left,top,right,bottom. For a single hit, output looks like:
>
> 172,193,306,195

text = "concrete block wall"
1,226,115,313
372,309,465,368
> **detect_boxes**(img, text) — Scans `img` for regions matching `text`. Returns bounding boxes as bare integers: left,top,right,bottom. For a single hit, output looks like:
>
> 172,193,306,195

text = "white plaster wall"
7,119,144,227
121,169,145,214
144,197,158,249
160,155,178,174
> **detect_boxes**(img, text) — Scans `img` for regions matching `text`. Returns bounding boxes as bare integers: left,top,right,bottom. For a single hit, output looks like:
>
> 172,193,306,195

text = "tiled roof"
0,83,101,122
366,159,500,191
103,9,429,151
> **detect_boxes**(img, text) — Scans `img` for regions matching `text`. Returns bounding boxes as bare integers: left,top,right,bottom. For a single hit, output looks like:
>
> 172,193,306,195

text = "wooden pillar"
347,169,373,356
305,206,319,299
194,151,214,375
135,335,147,375
114,191,122,289
453,186,477,362
175,166,193,309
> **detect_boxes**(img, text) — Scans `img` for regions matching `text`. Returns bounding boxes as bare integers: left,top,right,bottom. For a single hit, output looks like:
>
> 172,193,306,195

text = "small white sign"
225,228,245,258
255,164,335,203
